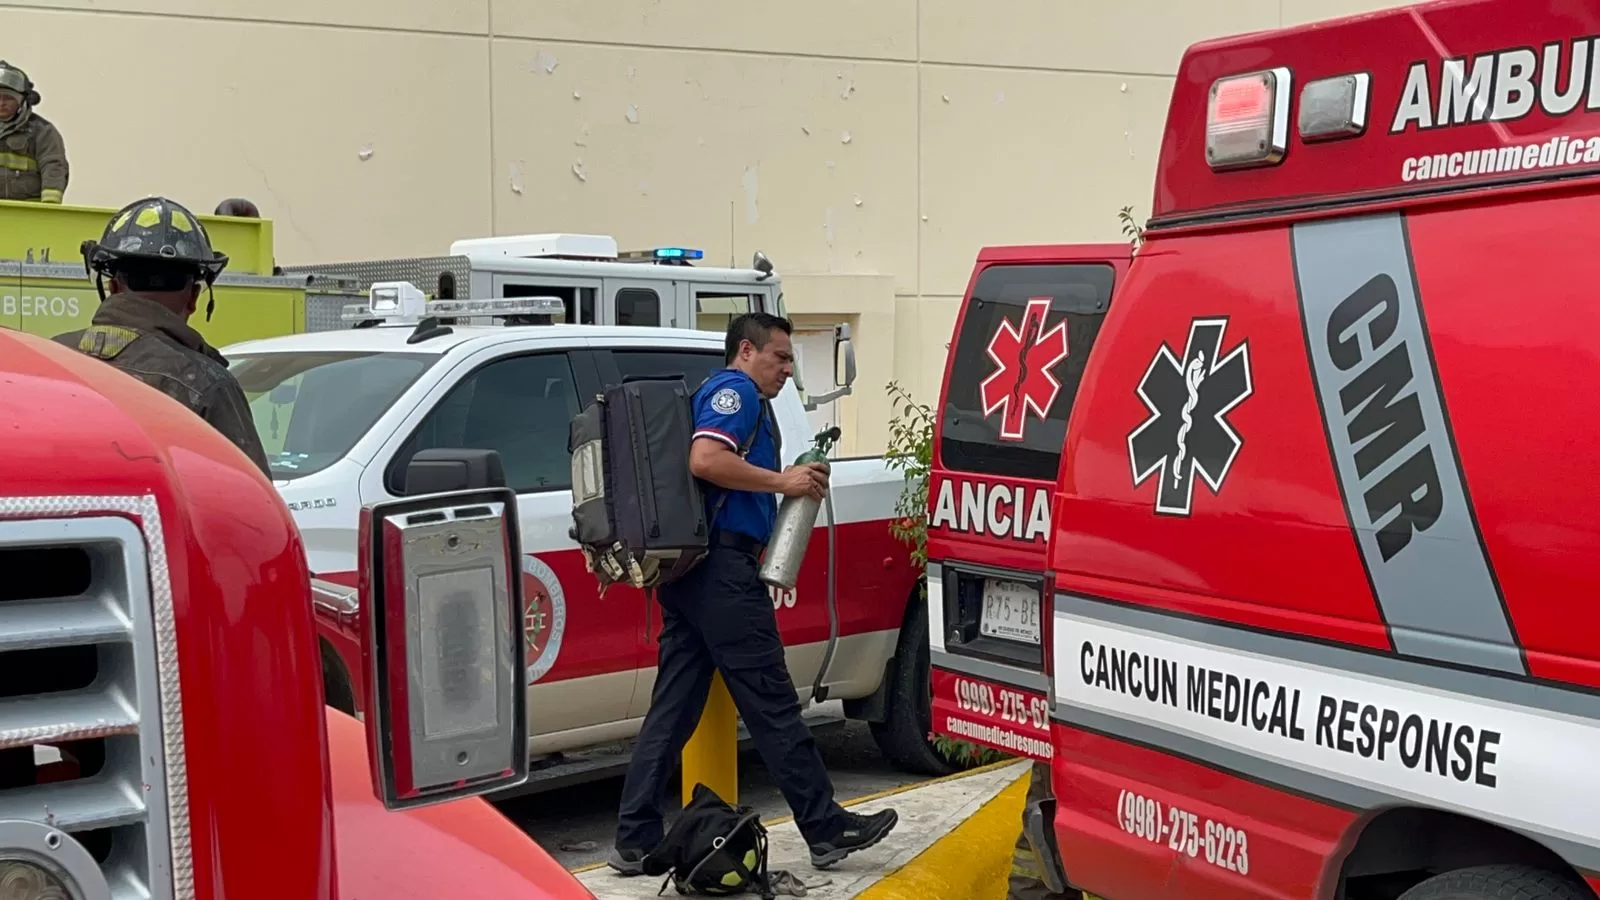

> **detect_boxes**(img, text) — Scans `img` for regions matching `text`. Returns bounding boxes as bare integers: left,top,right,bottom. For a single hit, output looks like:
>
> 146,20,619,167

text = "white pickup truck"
221,291,950,788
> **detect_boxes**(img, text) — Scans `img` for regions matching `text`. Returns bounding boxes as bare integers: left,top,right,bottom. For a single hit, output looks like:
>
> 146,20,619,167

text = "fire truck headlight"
0,820,113,900
357,475,530,812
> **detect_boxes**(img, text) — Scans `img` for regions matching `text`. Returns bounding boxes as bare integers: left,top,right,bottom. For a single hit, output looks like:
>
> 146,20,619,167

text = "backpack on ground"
642,783,776,898
567,375,764,593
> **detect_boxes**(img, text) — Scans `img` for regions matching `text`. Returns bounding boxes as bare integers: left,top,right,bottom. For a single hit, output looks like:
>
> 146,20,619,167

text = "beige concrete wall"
2,0,1406,452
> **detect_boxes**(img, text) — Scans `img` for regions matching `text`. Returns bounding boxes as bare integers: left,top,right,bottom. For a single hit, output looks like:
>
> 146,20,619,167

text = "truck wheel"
320,639,358,716
869,591,972,777
1396,865,1590,900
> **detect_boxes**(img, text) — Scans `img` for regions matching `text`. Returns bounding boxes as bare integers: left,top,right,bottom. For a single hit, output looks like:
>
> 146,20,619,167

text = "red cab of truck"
1027,2,1600,899
0,327,591,899
925,243,1129,765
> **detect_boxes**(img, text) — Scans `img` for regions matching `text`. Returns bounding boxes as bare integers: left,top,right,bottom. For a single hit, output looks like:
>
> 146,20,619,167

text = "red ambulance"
1021,2,1600,899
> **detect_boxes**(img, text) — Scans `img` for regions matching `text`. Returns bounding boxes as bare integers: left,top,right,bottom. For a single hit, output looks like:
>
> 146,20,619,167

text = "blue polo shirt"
691,368,780,544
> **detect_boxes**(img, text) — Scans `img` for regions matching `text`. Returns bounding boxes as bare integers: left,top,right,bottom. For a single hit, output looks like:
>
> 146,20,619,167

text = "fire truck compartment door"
601,277,688,328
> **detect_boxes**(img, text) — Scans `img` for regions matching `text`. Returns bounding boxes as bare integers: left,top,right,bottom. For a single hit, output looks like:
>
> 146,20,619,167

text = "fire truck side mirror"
356,485,529,811
834,323,856,388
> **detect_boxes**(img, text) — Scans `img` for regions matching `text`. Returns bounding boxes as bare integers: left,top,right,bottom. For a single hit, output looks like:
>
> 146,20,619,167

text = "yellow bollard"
681,671,739,805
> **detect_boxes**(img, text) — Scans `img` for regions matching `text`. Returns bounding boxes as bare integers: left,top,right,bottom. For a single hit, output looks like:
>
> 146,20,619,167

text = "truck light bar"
428,296,566,318
617,246,705,263
340,281,566,324
1205,67,1291,170
1298,73,1370,142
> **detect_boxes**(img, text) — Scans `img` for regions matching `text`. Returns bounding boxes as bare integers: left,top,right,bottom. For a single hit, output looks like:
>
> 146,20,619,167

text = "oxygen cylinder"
760,425,842,590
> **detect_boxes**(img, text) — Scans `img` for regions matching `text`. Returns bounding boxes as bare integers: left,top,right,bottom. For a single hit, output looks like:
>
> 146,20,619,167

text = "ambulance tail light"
1205,68,1291,170
1298,73,1370,142
357,467,529,811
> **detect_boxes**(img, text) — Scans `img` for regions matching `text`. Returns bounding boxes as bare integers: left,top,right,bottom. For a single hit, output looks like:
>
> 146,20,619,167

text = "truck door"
926,248,1126,764
366,344,643,739
601,277,690,328
590,344,733,719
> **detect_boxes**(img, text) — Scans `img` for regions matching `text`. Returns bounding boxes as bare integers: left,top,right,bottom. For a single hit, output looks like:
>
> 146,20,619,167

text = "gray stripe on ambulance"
930,649,1051,694
1289,211,1524,676
1050,592,1600,868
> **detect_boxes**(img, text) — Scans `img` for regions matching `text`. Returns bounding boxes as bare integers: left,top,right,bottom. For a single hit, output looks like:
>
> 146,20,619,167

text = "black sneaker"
808,808,899,868
607,846,648,876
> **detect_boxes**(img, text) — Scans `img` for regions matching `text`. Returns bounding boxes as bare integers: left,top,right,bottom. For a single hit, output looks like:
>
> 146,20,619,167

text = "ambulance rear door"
926,244,1128,763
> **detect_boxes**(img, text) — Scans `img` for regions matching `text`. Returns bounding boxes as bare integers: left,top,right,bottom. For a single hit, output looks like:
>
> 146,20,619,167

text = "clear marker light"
1299,73,1370,142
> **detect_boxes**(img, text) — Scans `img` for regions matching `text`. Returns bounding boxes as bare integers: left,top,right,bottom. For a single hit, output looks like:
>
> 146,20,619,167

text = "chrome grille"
0,508,181,900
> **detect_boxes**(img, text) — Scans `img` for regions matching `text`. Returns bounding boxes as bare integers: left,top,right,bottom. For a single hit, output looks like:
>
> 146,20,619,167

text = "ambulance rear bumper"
1023,796,1071,895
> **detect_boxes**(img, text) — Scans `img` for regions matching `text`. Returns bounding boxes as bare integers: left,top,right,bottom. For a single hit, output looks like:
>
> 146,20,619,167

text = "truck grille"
0,499,188,900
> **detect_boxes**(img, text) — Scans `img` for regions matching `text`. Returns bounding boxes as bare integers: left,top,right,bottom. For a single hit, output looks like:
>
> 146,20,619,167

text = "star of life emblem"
979,296,1071,442
710,387,742,415
1127,317,1253,516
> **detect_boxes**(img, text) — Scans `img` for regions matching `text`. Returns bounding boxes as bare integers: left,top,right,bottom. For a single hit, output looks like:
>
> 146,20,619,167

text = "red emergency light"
1205,68,1292,170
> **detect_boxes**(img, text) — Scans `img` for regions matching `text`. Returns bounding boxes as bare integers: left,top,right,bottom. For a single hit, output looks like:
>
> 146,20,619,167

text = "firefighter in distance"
0,60,68,203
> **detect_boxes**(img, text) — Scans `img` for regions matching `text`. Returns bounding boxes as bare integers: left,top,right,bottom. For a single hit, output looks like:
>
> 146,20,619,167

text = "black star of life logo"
1127,317,1253,516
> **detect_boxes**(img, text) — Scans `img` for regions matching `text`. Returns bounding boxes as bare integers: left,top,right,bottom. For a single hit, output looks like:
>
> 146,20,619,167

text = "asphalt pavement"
495,715,935,871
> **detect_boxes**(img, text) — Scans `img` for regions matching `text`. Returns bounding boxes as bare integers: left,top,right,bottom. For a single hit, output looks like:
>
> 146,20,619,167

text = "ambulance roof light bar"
1205,67,1292,170
340,281,566,324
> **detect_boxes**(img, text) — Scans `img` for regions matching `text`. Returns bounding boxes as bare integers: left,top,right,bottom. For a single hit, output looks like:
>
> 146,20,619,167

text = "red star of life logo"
979,296,1070,442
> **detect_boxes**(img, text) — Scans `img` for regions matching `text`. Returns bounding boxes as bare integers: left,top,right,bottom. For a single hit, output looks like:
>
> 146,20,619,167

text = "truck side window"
504,284,596,324
694,292,755,335
609,349,724,393
941,263,1116,481
387,353,582,494
615,288,661,326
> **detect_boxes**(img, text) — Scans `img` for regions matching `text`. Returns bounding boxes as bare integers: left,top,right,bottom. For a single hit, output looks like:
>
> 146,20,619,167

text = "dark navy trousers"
614,539,847,850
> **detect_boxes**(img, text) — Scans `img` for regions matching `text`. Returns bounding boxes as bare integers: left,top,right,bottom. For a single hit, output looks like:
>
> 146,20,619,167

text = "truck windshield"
228,350,438,480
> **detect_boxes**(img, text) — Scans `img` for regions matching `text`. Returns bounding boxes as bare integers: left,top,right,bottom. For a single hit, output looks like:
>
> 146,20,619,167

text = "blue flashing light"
653,247,704,260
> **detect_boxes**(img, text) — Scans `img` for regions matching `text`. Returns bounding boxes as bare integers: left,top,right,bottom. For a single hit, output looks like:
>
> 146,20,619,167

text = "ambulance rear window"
940,263,1114,481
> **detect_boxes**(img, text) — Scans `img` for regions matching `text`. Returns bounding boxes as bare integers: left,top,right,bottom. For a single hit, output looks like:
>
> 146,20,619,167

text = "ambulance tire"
869,590,968,777
1396,865,1590,900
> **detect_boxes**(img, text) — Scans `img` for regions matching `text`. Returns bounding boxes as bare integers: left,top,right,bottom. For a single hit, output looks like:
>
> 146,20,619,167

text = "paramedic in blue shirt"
610,312,899,875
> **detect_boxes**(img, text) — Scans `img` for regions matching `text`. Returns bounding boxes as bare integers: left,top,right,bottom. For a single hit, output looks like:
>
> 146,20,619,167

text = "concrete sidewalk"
575,758,1033,899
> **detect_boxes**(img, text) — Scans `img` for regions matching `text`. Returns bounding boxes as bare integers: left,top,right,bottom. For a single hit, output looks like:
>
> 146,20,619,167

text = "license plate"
979,579,1041,644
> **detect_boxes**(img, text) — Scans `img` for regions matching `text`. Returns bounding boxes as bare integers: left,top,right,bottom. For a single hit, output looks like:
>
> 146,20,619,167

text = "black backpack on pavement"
642,783,776,898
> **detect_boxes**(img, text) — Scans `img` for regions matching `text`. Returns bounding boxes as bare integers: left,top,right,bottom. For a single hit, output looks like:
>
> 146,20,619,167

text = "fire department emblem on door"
1127,317,1253,516
522,554,567,684
980,296,1071,442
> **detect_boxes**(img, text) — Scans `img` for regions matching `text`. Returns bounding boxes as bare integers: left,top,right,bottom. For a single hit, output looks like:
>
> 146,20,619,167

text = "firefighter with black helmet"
54,196,273,477
0,60,68,203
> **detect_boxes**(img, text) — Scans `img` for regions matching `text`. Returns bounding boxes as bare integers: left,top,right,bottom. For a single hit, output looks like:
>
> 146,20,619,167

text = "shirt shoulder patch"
710,386,743,415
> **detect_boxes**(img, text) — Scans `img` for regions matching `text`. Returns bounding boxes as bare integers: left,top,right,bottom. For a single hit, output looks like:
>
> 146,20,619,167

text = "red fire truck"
0,326,592,899
1022,2,1600,899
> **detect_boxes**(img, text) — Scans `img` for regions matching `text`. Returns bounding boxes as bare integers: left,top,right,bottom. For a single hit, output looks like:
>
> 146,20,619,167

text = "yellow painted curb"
566,758,1024,875
855,769,1032,900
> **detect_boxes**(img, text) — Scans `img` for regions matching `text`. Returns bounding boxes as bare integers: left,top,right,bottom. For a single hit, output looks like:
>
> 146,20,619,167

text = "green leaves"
883,380,935,569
